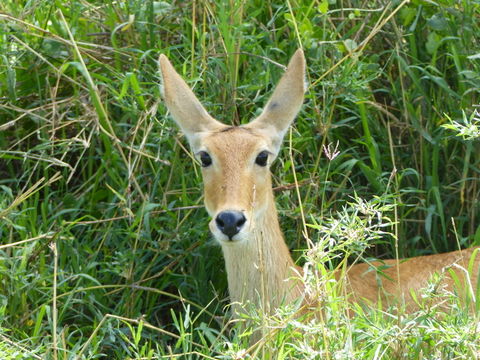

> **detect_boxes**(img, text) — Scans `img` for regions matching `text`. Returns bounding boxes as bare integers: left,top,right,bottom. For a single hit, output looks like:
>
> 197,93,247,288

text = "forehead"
202,127,266,158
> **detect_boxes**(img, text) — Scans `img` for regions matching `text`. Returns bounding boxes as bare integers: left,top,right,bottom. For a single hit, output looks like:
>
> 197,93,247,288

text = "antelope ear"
245,49,306,154
159,54,224,147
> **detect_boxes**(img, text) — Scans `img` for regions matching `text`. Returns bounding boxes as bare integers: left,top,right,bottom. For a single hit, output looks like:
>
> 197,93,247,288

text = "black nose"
215,211,246,239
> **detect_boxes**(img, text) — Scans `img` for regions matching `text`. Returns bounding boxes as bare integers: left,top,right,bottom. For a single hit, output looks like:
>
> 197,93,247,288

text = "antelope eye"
255,151,269,167
199,151,212,167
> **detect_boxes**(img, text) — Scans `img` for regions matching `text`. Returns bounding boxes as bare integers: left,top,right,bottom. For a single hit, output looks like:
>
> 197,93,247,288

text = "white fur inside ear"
158,64,165,98
159,81,165,99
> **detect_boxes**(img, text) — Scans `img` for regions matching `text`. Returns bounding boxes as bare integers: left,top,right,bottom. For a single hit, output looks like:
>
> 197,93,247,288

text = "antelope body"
159,50,480,316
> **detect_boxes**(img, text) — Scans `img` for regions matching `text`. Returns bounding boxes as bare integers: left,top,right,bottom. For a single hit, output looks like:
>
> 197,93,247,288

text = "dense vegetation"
1,0,479,358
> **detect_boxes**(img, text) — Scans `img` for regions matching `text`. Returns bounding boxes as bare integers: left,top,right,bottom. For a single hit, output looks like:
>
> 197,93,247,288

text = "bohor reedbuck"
159,49,480,317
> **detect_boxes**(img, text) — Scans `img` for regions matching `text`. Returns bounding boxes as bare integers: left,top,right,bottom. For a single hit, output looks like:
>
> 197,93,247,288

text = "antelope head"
159,50,306,245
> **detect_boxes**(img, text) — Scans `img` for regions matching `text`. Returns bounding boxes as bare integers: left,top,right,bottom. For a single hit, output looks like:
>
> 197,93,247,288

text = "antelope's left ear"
245,49,306,153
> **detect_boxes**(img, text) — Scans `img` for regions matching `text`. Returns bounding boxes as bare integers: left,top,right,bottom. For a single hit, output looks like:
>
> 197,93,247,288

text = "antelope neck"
220,189,303,313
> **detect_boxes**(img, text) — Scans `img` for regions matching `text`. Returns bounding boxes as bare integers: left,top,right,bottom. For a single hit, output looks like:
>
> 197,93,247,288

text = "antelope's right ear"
159,55,224,146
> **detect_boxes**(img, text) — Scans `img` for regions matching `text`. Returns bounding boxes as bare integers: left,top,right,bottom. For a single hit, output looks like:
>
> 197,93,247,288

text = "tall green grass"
0,0,479,358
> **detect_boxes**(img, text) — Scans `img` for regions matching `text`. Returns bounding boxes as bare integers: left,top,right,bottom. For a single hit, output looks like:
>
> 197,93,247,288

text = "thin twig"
49,242,58,360
0,233,54,249
0,334,42,359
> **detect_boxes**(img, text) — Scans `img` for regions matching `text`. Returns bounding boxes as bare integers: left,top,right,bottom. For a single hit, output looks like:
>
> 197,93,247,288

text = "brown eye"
199,151,212,167
255,151,269,167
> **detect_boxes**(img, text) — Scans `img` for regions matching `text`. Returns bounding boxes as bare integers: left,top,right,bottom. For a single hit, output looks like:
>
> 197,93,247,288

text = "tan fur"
341,247,479,310
159,50,480,316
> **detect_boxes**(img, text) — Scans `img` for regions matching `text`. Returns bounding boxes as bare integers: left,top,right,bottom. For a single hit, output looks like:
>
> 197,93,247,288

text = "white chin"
218,234,248,245
209,221,249,244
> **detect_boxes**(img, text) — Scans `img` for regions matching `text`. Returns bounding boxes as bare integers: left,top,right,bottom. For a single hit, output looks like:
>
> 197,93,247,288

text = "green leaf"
427,13,448,32
1,55,16,102
318,0,328,14
343,39,358,53
357,161,384,193
426,32,442,54
400,6,416,27
474,225,480,246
